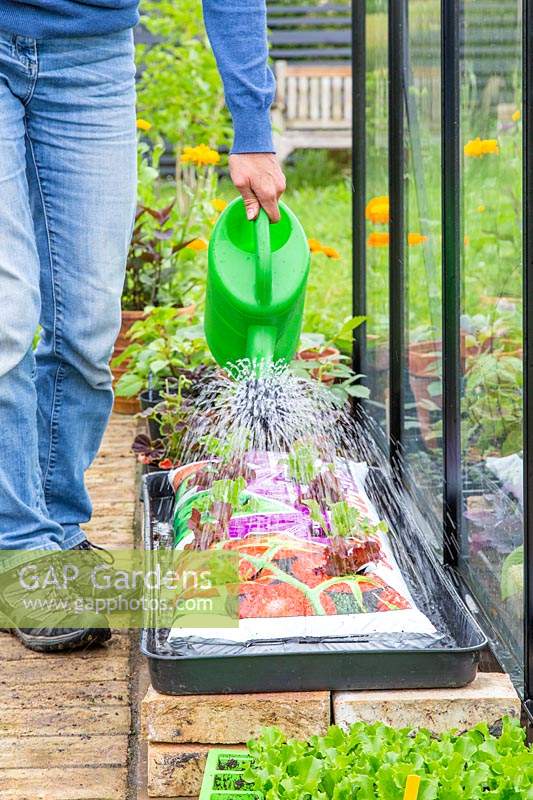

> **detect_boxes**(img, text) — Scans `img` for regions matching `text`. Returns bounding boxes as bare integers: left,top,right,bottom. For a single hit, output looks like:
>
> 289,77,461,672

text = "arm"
202,0,286,221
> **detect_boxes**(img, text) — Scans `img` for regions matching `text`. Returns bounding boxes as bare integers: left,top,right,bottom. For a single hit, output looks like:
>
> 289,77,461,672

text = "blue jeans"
0,30,137,565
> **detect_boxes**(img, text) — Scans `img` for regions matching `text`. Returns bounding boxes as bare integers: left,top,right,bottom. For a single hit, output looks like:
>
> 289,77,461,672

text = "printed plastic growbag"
167,452,436,646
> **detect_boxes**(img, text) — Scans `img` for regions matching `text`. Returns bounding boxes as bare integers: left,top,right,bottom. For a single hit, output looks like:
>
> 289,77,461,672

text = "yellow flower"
211,198,228,213
181,145,220,167
136,118,152,132
321,245,341,259
365,195,390,225
512,110,521,122
464,137,500,158
186,238,208,251
407,233,428,246
368,232,389,248
477,204,486,213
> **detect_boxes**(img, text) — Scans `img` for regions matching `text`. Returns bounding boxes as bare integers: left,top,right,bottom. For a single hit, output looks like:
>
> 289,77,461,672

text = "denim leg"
0,33,64,557
26,31,137,548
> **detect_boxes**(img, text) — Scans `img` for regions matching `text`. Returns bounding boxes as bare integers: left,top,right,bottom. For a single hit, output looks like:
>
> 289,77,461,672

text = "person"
0,0,286,652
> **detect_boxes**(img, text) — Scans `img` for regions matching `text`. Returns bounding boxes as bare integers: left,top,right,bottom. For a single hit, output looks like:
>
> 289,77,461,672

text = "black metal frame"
352,0,533,715
387,0,407,467
523,0,533,725
352,0,366,379
441,0,462,569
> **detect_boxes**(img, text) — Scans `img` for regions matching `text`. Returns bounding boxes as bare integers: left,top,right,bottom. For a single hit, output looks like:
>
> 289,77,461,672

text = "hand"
229,153,286,223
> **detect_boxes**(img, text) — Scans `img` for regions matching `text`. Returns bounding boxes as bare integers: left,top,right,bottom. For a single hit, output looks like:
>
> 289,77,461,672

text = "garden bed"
140,464,486,695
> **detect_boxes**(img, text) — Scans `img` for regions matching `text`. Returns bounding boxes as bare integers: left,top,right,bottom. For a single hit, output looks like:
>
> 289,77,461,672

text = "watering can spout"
246,325,277,366
204,198,310,370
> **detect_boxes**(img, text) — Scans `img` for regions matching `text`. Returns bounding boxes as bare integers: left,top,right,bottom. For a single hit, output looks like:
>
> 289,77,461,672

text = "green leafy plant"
462,350,523,459
501,545,523,601
136,0,231,152
245,717,533,799
293,317,370,406
111,306,213,398
122,139,217,311
286,440,320,485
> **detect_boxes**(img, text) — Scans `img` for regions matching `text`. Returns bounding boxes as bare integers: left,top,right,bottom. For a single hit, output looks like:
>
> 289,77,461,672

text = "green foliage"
292,317,370,406
136,0,231,151
501,545,523,601
330,501,388,539
284,150,351,190
122,139,217,311
245,718,533,799
111,306,213,397
286,440,320,485
462,350,523,458
211,477,247,510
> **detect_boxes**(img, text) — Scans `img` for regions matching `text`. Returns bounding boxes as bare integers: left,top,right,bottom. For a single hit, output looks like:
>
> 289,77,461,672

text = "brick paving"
0,415,138,800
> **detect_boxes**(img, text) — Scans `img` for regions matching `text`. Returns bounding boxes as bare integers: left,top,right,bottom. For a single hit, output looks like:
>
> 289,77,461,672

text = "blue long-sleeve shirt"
0,0,275,153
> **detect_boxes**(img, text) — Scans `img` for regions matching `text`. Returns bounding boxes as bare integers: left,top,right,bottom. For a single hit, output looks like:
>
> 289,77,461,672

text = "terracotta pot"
111,309,147,415
296,346,340,385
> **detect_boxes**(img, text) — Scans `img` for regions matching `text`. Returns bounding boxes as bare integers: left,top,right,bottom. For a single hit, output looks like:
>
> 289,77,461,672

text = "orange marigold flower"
308,238,324,253
407,233,428,246
321,245,341,259
308,238,341,258
365,195,390,225
136,118,152,132
211,198,228,212
464,137,500,158
186,238,208,251
368,232,390,248
512,110,521,122
180,144,220,167
464,235,470,246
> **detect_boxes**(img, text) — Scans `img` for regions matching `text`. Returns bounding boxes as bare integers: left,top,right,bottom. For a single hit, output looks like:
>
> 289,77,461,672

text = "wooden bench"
272,61,352,162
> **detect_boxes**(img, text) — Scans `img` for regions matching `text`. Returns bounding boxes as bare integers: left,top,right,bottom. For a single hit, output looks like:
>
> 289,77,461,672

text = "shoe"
0,552,111,653
72,537,115,564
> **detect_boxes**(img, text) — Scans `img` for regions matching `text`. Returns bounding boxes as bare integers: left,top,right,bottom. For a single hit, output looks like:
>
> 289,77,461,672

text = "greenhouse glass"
354,0,532,714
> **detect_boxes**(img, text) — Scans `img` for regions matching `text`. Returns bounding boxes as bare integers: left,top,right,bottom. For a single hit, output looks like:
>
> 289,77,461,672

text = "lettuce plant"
245,718,533,799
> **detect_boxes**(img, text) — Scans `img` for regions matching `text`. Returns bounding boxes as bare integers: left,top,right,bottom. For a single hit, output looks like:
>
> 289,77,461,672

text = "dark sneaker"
0,553,111,653
73,538,114,562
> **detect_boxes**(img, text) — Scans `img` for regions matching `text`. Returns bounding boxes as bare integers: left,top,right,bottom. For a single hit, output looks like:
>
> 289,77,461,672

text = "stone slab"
147,743,243,798
1,767,127,800
0,679,130,708
333,673,521,733
0,734,127,769
142,687,331,744
0,706,131,738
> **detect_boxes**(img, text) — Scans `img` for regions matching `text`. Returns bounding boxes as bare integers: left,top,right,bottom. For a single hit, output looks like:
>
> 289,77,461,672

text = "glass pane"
404,0,444,546
365,0,389,435
459,0,523,686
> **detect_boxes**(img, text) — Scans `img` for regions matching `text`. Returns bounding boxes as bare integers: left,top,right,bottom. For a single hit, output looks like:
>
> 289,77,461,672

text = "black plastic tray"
140,470,487,695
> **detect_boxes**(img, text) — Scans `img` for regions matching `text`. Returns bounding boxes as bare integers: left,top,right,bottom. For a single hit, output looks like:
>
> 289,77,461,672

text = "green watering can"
204,198,310,369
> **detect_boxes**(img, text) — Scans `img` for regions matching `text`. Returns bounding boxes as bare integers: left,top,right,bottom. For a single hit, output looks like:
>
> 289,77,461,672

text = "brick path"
0,415,138,800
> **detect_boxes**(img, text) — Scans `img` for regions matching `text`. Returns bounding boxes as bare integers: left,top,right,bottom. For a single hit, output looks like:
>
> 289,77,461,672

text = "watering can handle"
253,208,272,306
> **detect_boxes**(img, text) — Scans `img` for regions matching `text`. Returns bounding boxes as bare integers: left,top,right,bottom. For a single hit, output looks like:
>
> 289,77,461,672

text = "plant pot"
296,345,340,384
408,341,442,449
112,309,147,415
200,749,260,800
140,387,168,442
